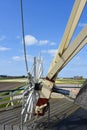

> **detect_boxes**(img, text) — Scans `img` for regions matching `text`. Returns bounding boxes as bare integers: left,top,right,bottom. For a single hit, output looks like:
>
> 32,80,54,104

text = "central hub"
34,82,42,91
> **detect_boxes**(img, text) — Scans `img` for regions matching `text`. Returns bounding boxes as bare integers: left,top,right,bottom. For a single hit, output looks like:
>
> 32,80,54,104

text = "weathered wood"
0,93,22,99
0,124,5,130
0,98,79,130
5,125,13,130
75,79,87,109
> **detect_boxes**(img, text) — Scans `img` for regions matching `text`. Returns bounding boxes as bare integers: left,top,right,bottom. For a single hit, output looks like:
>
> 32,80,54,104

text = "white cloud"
50,42,56,46
0,46,10,51
78,22,87,27
42,49,57,56
25,35,38,45
24,35,56,46
48,49,57,56
39,40,49,45
0,35,6,41
12,56,23,61
12,55,33,62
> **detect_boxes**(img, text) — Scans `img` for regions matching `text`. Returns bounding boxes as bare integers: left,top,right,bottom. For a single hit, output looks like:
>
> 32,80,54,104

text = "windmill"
20,0,87,129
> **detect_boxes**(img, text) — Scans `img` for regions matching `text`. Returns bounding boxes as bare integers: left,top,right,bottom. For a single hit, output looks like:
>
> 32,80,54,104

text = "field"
55,78,85,85
0,78,26,82
0,82,25,91
0,78,26,90
0,78,85,91
0,78,26,110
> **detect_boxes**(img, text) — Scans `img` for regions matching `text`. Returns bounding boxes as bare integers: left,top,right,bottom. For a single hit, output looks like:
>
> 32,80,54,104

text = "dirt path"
0,82,24,90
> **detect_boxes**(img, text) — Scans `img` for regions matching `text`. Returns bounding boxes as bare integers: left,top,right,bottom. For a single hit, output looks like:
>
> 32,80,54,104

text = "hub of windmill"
34,82,42,91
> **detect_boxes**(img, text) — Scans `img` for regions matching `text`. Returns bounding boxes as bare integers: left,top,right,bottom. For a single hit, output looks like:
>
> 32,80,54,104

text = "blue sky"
0,0,87,77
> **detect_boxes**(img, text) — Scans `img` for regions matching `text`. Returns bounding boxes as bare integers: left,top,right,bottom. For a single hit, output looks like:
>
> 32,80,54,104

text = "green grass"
0,91,22,109
55,78,85,84
0,81,25,109
0,78,86,109
0,77,26,82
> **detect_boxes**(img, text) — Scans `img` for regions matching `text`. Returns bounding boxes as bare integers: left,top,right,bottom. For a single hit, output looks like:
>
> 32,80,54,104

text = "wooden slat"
0,93,22,99
0,98,79,130
0,124,5,130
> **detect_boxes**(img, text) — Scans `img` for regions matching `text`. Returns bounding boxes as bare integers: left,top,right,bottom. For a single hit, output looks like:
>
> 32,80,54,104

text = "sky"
0,0,87,78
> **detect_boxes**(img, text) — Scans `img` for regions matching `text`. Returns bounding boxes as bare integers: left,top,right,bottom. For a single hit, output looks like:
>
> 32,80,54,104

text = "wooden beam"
48,0,87,78
47,25,87,79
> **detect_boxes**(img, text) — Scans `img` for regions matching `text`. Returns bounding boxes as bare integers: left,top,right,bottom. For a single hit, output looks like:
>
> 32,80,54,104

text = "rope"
20,1,29,129
20,0,29,74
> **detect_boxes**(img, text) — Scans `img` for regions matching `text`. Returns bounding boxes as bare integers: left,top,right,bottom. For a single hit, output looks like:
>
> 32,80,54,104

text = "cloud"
42,49,57,56
12,56,23,61
39,40,49,45
0,35,6,41
25,35,38,45
48,49,57,56
50,42,56,46
0,46,10,51
39,40,56,46
24,35,56,46
12,55,33,62
78,22,87,27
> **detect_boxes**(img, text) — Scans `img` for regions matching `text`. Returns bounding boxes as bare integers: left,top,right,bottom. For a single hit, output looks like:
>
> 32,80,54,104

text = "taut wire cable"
20,0,29,74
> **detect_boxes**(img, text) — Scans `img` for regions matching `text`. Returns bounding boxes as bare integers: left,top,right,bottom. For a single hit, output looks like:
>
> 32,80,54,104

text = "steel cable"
20,0,29,74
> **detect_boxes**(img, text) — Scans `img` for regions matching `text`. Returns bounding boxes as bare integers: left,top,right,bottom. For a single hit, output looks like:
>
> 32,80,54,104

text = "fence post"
10,91,14,106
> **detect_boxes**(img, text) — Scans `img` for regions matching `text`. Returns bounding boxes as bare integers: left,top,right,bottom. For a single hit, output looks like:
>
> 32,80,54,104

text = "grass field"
0,78,26,83
0,77,86,110
55,78,85,85
0,79,25,109
0,77,85,84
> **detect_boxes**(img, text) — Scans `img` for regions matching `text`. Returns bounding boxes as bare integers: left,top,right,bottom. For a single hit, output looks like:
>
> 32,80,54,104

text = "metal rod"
52,86,70,95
